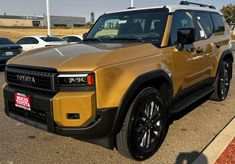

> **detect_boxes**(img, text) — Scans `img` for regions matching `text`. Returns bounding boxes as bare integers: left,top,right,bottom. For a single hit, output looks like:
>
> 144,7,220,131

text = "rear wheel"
116,87,168,161
210,61,231,101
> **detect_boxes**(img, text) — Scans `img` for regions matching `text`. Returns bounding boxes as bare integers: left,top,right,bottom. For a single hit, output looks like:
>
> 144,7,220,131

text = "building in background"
0,14,86,28
43,15,86,28
0,15,43,27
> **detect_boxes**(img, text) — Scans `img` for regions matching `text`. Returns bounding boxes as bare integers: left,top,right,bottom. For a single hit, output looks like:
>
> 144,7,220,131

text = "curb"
193,117,235,164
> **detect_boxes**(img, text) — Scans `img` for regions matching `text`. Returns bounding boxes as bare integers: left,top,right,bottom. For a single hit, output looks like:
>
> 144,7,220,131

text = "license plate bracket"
14,92,31,111
5,51,13,56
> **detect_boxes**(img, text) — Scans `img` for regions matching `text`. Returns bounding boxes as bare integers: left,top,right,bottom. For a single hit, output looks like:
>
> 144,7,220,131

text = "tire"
116,87,168,161
210,61,231,101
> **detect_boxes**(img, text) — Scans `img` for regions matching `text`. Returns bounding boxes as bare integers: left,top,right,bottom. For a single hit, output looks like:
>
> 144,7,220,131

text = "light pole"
130,0,134,8
46,0,51,36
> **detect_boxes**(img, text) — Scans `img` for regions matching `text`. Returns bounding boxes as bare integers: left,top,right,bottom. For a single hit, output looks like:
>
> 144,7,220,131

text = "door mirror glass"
176,28,195,51
177,28,195,45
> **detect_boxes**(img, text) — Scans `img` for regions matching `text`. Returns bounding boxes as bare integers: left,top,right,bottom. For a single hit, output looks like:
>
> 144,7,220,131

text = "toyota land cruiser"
3,1,233,161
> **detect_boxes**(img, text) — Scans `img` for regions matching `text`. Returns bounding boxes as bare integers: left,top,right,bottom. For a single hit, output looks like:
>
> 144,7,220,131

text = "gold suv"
3,1,234,161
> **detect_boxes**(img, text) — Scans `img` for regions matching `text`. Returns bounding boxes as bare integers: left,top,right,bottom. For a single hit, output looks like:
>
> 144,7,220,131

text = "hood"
7,43,159,72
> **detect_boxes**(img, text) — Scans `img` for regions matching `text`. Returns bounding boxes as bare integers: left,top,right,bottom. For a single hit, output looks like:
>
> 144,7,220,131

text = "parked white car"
16,36,67,51
62,35,83,43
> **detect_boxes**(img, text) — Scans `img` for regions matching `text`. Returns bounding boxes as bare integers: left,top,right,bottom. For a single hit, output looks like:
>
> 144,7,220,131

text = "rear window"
40,37,64,42
211,13,225,33
0,38,15,45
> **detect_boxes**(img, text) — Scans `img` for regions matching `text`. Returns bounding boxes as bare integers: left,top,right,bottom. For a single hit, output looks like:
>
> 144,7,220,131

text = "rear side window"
211,13,225,33
195,12,213,40
170,11,194,45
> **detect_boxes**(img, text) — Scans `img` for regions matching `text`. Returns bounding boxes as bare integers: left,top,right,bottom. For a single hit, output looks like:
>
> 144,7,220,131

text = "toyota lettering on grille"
16,75,36,83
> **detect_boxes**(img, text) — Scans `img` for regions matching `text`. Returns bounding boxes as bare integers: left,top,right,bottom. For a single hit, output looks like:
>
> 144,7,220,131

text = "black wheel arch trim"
216,49,234,79
111,69,173,135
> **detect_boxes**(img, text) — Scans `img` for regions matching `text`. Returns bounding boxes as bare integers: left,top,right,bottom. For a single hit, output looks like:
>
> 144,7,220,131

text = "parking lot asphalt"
0,52,234,164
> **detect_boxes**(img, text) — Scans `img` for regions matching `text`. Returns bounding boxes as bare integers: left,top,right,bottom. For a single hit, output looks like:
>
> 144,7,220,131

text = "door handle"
215,42,221,48
196,48,203,54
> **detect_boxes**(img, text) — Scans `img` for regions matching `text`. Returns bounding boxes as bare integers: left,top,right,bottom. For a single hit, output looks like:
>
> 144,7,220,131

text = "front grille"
8,102,47,124
6,67,57,92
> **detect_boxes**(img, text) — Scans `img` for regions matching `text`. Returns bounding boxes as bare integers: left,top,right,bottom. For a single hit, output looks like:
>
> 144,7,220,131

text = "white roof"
105,4,222,15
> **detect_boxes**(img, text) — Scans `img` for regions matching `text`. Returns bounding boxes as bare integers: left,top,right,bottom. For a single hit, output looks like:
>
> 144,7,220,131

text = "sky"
0,0,234,21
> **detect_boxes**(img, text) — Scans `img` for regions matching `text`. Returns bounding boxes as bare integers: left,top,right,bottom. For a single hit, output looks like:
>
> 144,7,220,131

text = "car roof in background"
62,35,83,38
0,37,16,44
22,35,61,38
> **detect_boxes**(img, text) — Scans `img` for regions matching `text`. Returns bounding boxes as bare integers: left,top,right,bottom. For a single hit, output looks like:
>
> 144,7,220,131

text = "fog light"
67,113,80,120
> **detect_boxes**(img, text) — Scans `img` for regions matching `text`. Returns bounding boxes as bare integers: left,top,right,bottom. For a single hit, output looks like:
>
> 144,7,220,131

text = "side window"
211,13,225,33
70,37,82,42
195,12,213,40
64,37,82,42
62,37,70,42
28,37,39,44
170,11,194,45
16,37,39,44
16,38,29,44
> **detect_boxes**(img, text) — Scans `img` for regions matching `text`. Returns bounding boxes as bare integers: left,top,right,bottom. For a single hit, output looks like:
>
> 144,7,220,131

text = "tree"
220,4,235,24
86,22,93,28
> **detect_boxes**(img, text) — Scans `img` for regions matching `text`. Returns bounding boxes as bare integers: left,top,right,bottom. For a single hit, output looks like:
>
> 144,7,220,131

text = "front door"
170,11,205,93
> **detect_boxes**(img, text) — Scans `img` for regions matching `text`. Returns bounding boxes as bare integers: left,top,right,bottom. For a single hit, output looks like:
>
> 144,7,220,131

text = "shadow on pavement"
176,151,208,164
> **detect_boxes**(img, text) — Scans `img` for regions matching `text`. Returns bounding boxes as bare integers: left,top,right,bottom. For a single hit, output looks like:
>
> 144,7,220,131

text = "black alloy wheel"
116,87,168,161
218,62,230,100
210,61,231,101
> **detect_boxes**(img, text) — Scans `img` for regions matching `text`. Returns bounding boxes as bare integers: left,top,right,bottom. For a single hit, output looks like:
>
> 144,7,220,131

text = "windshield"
40,37,64,42
0,38,15,45
85,9,168,46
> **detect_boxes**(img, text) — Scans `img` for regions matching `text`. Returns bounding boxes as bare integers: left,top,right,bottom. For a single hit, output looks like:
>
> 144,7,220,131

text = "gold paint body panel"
53,92,96,127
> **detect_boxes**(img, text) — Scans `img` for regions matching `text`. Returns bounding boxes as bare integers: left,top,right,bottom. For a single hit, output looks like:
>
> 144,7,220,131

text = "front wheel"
116,87,168,161
210,61,231,101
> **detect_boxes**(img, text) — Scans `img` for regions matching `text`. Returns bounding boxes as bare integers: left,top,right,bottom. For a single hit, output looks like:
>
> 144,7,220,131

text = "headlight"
58,73,95,87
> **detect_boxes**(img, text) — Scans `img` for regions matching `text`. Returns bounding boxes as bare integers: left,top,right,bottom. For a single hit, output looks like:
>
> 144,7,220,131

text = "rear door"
194,11,214,79
208,13,230,76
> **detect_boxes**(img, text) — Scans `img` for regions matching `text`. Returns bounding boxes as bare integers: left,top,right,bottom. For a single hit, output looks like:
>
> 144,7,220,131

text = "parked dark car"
0,37,22,69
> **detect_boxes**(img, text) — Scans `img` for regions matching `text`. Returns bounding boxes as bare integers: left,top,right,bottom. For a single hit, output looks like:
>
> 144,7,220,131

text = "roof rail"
179,1,216,9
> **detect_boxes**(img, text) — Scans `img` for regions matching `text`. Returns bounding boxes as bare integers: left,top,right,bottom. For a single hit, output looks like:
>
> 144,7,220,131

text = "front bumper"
3,85,117,140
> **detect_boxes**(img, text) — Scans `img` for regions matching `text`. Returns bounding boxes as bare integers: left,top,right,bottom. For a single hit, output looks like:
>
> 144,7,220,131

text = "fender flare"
216,49,234,79
111,69,173,135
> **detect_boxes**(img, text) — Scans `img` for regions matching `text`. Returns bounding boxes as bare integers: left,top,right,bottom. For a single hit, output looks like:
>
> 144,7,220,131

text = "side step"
171,86,214,114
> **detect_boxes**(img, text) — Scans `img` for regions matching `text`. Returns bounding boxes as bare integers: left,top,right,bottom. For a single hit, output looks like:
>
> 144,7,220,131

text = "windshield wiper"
109,37,144,43
83,38,103,42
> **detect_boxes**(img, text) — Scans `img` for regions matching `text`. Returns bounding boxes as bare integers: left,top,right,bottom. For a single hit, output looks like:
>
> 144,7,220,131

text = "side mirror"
177,28,195,50
83,33,88,39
